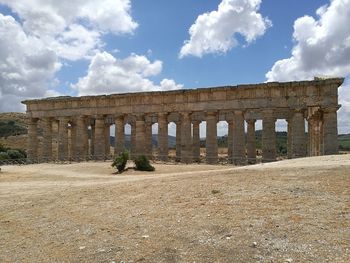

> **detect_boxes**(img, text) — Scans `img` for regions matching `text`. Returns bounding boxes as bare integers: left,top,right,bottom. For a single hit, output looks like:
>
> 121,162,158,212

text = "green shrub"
111,150,129,173
0,152,9,160
7,149,26,159
0,143,8,152
134,155,155,171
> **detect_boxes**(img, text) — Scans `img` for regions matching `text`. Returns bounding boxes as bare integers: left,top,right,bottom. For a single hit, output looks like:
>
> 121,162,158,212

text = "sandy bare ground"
0,156,349,262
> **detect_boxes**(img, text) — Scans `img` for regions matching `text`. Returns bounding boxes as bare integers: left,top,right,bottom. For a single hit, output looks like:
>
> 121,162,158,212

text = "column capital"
263,109,275,118
134,114,145,121
233,110,244,115
158,112,168,122
58,116,70,122
205,110,217,116
293,108,306,114
180,111,192,120
246,119,256,125
94,114,106,120
41,117,53,123
77,115,88,120
29,117,39,124
114,114,125,119
322,106,340,113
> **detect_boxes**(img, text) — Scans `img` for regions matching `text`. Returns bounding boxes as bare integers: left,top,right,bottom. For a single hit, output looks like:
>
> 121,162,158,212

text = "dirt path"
0,156,349,262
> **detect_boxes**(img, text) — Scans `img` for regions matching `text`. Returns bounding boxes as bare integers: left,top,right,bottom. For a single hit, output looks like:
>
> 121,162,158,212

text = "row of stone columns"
27,107,339,163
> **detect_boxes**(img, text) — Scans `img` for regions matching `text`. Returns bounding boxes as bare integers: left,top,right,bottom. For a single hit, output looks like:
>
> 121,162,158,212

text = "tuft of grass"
211,189,220,194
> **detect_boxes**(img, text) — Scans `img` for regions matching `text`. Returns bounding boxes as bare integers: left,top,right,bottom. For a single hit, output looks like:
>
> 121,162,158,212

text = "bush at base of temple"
111,150,129,173
134,155,155,172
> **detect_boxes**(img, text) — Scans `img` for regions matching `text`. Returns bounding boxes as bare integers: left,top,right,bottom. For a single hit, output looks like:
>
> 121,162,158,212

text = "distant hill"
0,113,27,138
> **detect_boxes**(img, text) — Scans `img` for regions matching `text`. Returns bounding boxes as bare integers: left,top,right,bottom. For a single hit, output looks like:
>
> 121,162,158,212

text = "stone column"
262,110,276,162
158,113,168,161
308,116,322,156
58,117,69,161
206,111,218,164
292,109,307,158
70,121,77,160
175,121,182,161
42,117,52,161
246,119,256,164
27,118,39,161
181,112,192,163
227,119,233,163
323,107,338,155
135,115,146,158
145,119,153,158
90,124,95,157
192,120,201,162
76,116,88,160
94,116,106,160
233,111,246,165
287,119,293,159
114,115,124,155
130,121,136,158
104,123,110,157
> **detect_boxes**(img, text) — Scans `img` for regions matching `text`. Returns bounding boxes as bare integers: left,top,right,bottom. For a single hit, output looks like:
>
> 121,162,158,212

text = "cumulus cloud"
0,0,138,111
265,0,350,133
0,14,61,111
0,0,137,61
0,0,137,36
266,0,350,81
179,0,271,58
72,52,183,96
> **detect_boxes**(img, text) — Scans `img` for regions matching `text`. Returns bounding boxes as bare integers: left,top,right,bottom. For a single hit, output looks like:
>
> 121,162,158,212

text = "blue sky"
0,0,349,133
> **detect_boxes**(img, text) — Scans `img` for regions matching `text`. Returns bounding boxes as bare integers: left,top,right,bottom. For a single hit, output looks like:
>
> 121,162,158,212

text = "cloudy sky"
0,0,349,134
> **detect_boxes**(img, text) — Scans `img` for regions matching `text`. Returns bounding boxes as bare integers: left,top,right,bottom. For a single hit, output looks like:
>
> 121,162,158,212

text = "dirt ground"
0,155,349,263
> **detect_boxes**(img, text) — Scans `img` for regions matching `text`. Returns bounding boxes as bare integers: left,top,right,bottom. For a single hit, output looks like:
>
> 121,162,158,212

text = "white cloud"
0,0,138,111
0,0,137,61
179,0,271,58
0,14,61,112
72,52,183,96
0,0,137,36
266,0,350,81
266,0,350,133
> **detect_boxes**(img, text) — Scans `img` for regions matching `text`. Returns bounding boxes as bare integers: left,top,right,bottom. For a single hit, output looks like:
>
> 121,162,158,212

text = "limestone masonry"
22,78,344,164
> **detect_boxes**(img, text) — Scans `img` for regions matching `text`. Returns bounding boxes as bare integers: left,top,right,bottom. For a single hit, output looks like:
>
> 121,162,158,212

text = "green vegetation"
134,155,155,171
338,134,350,151
0,120,27,138
111,150,129,173
0,143,26,161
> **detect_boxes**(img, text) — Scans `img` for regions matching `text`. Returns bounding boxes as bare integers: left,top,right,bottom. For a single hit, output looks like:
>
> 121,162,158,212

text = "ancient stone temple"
22,77,344,164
